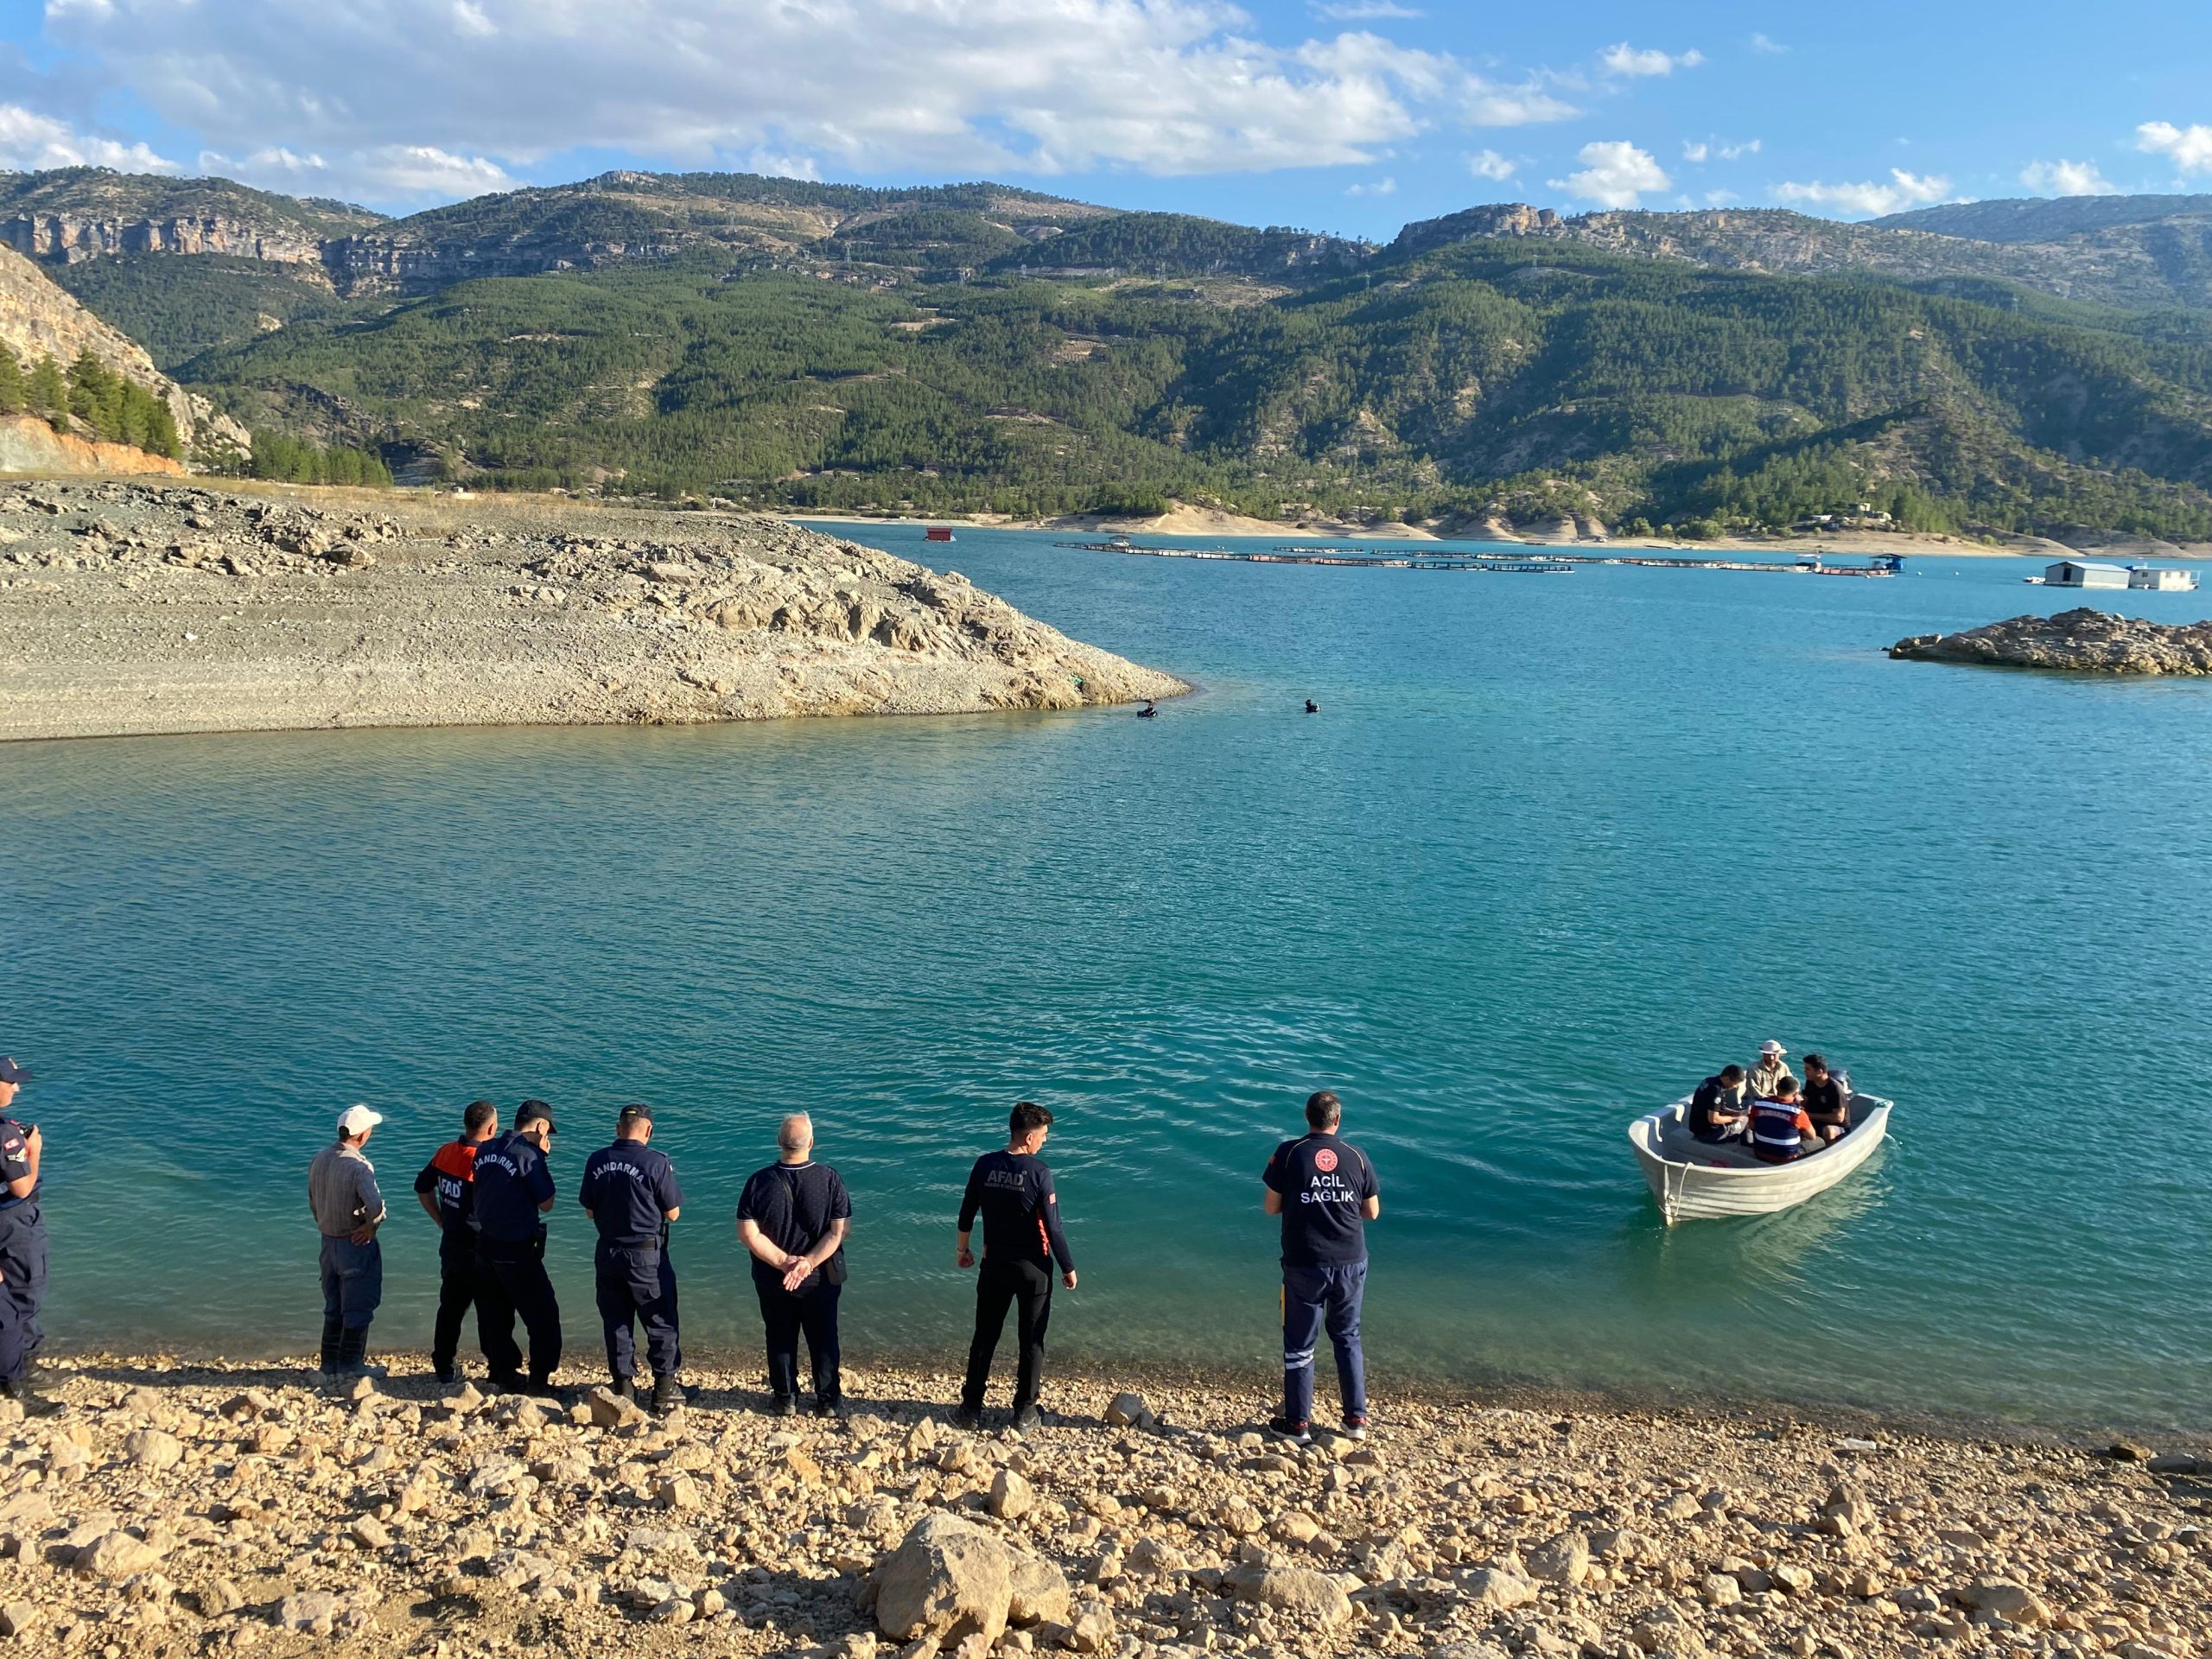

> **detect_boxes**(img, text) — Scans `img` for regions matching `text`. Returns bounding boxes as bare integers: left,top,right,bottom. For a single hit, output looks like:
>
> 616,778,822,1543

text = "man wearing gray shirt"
308,1104,388,1378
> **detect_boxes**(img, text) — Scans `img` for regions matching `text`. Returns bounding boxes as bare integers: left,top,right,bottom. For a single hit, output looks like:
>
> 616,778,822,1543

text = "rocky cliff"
0,245,249,461
1,213,332,271
0,414,187,477
1393,203,2212,310
1889,607,2212,673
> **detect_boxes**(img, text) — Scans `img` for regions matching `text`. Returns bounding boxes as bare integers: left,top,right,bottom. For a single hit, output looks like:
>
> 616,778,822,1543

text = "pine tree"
28,355,67,422
0,346,23,415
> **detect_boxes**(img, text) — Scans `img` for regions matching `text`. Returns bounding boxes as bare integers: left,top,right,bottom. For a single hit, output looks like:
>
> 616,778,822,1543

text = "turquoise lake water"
5,527,2210,1433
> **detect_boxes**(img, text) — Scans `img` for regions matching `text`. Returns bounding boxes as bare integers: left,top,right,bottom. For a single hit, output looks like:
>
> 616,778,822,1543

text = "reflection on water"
4,527,2211,1433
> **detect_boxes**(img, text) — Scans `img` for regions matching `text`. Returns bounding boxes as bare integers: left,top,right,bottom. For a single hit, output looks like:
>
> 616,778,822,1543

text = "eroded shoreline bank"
0,480,1185,743
2,1351,2202,1659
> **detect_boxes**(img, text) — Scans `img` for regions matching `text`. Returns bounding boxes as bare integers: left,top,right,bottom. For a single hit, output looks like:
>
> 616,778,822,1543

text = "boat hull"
1630,1097,1891,1223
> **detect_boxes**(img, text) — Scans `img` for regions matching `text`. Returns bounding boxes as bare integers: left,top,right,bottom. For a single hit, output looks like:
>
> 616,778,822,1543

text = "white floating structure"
2044,560,2130,589
2127,566,2199,591
1628,1094,1893,1224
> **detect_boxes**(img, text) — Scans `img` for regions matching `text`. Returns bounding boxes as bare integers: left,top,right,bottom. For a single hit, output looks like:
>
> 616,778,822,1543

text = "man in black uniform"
1687,1065,1751,1144
955,1101,1076,1432
471,1100,562,1395
413,1100,498,1384
1262,1090,1381,1444
578,1104,684,1411
0,1058,53,1414
736,1113,852,1418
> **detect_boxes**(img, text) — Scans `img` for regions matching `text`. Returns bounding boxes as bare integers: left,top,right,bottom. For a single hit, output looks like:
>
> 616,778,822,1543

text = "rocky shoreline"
0,1351,2202,1659
0,480,1185,742
1889,610,2212,675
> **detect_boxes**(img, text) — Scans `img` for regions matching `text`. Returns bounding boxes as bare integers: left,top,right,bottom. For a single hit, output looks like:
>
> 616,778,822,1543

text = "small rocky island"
0,481,1184,741
1889,608,2212,675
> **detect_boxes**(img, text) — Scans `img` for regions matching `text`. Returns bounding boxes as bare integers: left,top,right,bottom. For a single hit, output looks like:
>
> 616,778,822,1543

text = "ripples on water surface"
5,528,2210,1433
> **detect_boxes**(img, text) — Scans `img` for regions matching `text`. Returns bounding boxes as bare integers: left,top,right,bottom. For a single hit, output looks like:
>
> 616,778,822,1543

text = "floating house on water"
2044,560,2131,589
2127,565,2199,591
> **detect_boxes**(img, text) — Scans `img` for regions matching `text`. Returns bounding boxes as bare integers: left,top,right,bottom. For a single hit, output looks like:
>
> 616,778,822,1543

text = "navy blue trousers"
1281,1259,1367,1425
318,1234,383,1332
594,1241,680,1381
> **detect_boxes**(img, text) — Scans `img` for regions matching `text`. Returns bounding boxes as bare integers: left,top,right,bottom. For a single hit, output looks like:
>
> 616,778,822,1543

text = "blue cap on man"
0,1059,29,1085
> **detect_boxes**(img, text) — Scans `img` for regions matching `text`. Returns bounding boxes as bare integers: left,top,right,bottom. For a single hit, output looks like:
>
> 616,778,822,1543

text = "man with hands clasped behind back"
737,1114,852,1418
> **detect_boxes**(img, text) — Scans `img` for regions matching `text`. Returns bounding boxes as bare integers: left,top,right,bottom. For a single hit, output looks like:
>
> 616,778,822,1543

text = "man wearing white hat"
1748,1041,1796,1102
308,1105,388,1378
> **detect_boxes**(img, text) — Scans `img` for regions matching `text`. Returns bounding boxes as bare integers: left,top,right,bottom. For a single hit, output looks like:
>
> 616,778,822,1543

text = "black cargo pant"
594,1238,680,1382
961,1255,1052,1414
477,1232,562,1386
753,1273,841,1405
430,1230,483,1377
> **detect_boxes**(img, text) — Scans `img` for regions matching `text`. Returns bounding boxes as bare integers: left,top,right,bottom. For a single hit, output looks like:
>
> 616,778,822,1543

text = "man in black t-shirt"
1262,1090,1380,1444
954,1101,1077,1431
579,1104,685,1412
471,1101,563,1395
1688,1066,1751,1144
1801,1054,1850,1145
736,1114,852,1417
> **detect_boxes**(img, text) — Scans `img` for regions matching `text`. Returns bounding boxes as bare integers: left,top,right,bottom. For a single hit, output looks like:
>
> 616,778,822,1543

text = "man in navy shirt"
471,1100,562,1395
579,1103,684,1412
736,1114,852,1418
0,1058,52,1414
1262,1090,1381,1443
413,1099,497,1384
955,1101,1077,1432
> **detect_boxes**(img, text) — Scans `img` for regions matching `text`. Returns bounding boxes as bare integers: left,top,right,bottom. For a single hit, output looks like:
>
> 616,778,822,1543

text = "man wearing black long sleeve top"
954,1101,1076,1431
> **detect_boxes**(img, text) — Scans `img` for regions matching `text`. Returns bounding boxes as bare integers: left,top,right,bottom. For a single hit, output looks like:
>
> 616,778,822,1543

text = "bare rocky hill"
0,480,1183,741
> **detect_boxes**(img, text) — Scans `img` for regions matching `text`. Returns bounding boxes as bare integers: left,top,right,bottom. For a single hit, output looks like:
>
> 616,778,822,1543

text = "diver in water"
1137,701,1158,718
1304,700,1319,715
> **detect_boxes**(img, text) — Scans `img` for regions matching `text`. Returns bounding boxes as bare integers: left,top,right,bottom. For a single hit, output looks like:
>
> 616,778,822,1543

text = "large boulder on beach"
1222,1560,1354,1628
1890,608,2212,674
869,1513,1016,1644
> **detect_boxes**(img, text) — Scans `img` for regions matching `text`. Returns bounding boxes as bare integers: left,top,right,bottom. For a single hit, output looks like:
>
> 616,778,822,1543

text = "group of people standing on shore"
303,1088,1382,1440
1686,1041,1852,1160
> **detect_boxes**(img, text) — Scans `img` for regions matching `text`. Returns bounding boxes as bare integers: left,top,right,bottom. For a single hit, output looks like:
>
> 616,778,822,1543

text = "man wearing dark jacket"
579,1103,684,1411
955,1101,1076,1431
1262,1090,1380,1444
414,1099,497,1384
471,1101,562,1395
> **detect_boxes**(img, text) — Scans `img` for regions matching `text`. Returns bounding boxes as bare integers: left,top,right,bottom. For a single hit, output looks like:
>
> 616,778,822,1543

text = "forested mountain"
1875,194,2212,242
14,165,2212,535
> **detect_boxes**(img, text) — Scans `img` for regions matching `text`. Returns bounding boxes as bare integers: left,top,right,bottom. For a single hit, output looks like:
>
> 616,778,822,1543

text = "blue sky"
3,0,2210,232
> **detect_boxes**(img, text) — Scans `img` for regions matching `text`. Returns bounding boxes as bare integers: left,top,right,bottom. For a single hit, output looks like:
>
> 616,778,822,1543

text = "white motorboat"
1629,1093,1892,1224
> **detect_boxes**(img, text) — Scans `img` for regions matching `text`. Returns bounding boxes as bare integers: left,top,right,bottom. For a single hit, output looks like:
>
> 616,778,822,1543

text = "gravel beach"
0,1352,2202,1659
0,480,1185,742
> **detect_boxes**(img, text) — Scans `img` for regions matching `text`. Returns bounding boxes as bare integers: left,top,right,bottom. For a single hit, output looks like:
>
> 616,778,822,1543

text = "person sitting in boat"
1801,1054,1849,1144
1687,1065,1751,1144
1746,1077,1817,1164
1747,1040,1795,1101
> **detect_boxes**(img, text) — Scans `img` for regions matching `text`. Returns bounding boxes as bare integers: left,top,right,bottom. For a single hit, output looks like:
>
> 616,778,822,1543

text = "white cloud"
1599,43,1704,79
1748,33,1787,54
1551,140,1670,208
41,0,1580,208
1345,175,1396,195
1687,137,1760,162
1774,168,1954,218
1466,148,1516,181
2137,121,2212,176
1705,189,1738,206
1309,0,1421,16
1682,142,1709,163
2019,158,2116,197
0,102,178,173
1719,138,1760,160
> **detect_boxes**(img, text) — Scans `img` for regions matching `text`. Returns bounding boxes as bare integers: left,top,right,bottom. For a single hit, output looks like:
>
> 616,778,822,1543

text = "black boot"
317,1319,343,1376
0,1373,58,1418
650,1373,681,1414
610,1376,634,1403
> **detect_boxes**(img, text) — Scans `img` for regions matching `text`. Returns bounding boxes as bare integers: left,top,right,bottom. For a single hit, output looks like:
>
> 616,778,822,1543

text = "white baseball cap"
337,1104,384,1135
1758,1040,1786,1058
